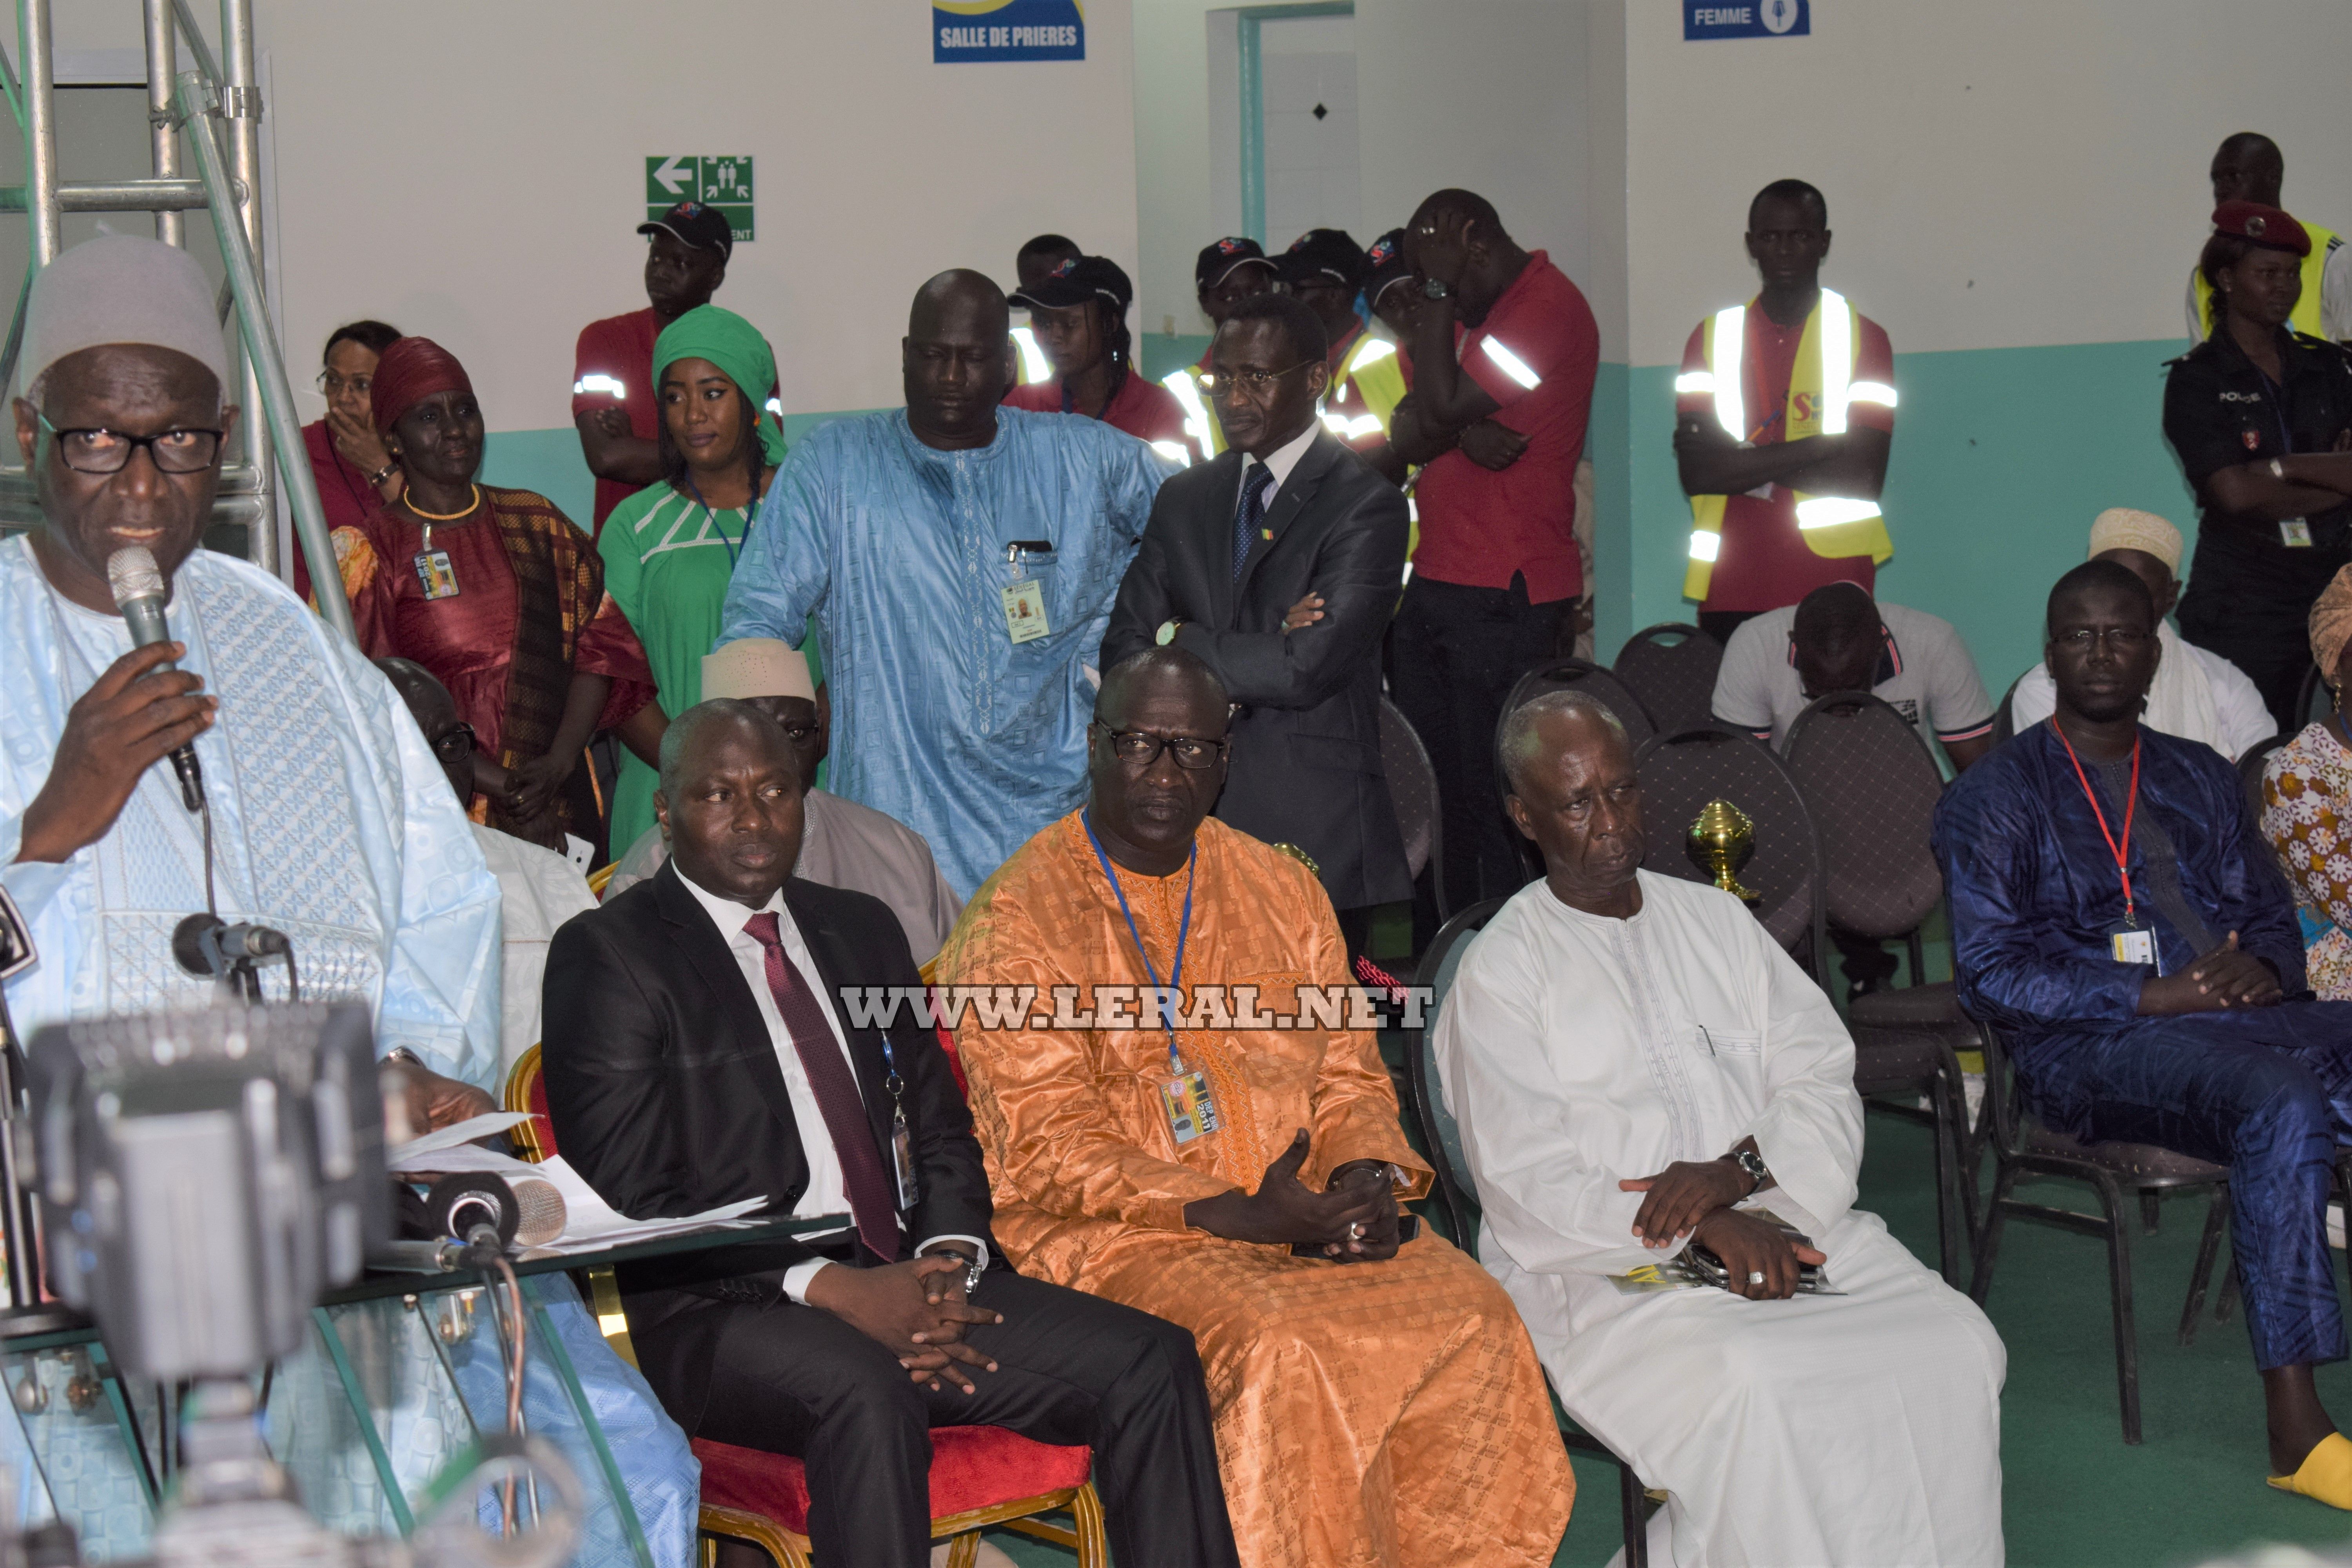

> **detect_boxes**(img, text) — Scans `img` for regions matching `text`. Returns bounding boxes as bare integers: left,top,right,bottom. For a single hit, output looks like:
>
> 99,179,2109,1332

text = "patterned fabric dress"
2262,719,2352,998
936,813,1573,1568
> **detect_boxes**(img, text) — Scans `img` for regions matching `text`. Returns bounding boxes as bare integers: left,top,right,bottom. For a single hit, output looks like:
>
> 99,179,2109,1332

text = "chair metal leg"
1619,1457,1648,1568
1969,1163,2020,1307
1905,929,1926,989
2217,1253,2241,1324
1931,1061,1966,1287
2090,1172,2143,1445
2178,1190,2229,1348
2141,1191,2162,1234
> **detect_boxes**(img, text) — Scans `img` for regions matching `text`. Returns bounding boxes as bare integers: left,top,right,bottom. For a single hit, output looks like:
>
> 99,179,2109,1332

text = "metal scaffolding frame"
0,0,351,639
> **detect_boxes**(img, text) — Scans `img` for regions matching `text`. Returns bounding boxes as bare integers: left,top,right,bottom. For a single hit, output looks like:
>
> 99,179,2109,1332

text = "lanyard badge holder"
413,521,460,600
1083,815,1219,1145
2053,725,2160,972
879,1034,920,1209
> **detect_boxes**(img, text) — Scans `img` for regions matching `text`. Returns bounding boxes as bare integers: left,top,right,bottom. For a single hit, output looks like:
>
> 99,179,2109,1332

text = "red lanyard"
2052,723,2140,925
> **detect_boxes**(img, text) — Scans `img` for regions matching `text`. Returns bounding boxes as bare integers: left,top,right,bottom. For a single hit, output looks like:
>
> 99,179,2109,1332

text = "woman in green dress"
598,305,790,858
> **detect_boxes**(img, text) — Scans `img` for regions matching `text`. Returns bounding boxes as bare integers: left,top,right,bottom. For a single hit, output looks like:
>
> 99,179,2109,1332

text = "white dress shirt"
673,868,984,1301
1236,416,1320,510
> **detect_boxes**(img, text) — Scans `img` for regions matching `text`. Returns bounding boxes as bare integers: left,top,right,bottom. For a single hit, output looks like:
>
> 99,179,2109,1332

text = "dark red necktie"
742,912,900,1261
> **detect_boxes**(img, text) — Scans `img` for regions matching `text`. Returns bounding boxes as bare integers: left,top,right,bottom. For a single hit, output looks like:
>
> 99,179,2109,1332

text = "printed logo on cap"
1051,257,1079,277
1367,236,1398,266
1216,238,1250,254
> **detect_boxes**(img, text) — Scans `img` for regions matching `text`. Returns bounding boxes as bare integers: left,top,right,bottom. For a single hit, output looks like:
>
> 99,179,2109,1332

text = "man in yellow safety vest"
1010,232,1081,387
1161,236,1277,457
1280,227,1410,485
2188,134,2350,347
1674,178,1896,644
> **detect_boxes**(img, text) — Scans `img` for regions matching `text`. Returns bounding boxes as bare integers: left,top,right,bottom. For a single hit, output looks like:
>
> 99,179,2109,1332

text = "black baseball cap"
1195,236,1276,292
1364,227,1412,306
1279,228,1369,293
637,201,735,261
1011,255,1133,313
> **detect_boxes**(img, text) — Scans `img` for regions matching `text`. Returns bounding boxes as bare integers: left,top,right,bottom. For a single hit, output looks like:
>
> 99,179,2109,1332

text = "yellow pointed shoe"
2269,1432,2352,1508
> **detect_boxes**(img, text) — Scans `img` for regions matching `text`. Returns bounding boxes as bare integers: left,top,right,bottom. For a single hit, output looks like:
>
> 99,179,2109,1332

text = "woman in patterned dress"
2261,565,2352,997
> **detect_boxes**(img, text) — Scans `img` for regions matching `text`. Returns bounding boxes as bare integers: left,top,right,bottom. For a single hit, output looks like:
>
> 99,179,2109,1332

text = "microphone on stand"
104,546,203,813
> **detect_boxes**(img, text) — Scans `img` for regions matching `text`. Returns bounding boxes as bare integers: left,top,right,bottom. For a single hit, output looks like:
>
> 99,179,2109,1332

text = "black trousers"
1390,573,1574,913
691,1269,1239,1568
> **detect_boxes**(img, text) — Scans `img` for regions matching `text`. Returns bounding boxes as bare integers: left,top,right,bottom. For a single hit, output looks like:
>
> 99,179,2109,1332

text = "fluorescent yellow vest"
1321,334,1408,444
1678,287,1896,602
2190,223,2339,339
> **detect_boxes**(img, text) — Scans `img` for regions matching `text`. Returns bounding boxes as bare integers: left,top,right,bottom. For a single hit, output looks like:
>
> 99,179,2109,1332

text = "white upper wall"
1622,0,2352,365
251,0,1139,430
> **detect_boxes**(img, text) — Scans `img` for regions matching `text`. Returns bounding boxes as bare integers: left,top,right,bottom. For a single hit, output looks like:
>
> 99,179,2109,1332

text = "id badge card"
889,1108,921,1209
2283,518,2315,548
1002,578,1050,643
1160,1070,1221,1145
2109,922,2161,972
414,549,460,599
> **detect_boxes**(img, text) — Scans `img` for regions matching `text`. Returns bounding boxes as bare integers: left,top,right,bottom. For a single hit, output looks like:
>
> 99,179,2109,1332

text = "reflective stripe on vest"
2190,224,2339,339
1683,288,1895,602
1161,367,1217,455
1011,326,1053,385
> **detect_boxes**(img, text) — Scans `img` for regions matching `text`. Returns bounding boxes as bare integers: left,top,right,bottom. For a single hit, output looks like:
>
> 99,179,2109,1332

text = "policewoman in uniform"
2170,201,2352,731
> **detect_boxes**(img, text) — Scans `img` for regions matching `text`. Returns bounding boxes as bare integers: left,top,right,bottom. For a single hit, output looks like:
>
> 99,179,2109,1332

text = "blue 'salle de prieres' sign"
934,0,1085,63
1684,0,1809,40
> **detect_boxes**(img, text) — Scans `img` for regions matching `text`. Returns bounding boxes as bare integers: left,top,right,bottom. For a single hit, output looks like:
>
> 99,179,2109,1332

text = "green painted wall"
1600,338,2196,695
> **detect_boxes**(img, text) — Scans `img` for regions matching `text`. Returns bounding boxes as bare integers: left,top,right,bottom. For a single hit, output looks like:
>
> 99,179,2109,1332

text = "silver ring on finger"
1350,1222,1366,1239
1747,1270,1766,1286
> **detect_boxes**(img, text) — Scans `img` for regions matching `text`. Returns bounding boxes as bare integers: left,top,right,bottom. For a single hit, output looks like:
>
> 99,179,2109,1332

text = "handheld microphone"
171,913,290,975
104,546,204,813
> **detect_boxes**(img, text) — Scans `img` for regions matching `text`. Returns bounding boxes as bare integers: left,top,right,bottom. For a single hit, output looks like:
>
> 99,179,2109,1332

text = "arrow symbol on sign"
651,155,691,197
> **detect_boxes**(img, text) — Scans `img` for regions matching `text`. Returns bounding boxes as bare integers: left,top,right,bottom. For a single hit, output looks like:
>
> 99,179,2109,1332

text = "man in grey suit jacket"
1102,293,1412,951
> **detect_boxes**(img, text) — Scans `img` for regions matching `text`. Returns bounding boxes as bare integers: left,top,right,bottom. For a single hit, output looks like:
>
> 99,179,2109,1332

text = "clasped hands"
2139,931,2282,1015
804,1251,1007,1394
1619,1147,1824,1302
1183,1129,1402,1262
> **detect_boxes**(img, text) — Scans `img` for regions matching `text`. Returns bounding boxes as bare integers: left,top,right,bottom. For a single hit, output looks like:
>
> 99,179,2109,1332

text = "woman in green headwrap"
597,303,794,859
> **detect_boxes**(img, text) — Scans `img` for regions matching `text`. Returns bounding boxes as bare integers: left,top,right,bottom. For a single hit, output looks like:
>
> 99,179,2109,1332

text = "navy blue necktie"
1233,461,1274,582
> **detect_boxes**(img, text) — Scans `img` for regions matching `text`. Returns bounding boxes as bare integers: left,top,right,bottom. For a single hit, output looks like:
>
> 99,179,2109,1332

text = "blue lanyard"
681,476,750,571
1081,813,1195,1074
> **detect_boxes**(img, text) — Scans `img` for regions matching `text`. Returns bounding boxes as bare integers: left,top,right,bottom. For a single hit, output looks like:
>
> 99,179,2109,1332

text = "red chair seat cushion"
694,1427,1092,1536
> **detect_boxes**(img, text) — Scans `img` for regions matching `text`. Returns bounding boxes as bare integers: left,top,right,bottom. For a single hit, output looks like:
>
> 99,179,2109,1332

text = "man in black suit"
1101,291,1412,953
541,700,1238,1568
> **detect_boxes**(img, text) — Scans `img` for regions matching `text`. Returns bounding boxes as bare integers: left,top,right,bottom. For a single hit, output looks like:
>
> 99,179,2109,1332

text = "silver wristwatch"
960,1253,986,1296
1726,1146,1769,1193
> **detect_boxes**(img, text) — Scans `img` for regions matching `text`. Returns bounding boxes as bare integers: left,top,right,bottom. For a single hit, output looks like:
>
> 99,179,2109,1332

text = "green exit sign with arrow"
645,156,754,243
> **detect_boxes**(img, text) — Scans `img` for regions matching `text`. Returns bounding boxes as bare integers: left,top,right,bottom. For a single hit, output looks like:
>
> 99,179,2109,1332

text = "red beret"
2212,200,2311,257
370,335,475,435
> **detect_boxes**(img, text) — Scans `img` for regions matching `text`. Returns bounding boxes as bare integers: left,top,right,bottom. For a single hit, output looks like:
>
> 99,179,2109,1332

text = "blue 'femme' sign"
935,0,1086,63
1683,0,1809,41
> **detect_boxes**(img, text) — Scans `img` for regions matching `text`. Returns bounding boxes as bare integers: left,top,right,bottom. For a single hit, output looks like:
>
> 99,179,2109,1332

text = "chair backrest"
2298,660,2331,732
1498,659,1657,758
1633,724,1828,976
1613,622,1723,737
1405,897,1505,1249
1780,690,1947,942
1991,672,2025,748
504,1042,555,1161
1378,695,1440,887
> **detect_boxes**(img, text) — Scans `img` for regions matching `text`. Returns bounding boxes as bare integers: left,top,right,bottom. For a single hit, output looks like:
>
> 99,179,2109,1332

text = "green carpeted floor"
977,1105,2352,1566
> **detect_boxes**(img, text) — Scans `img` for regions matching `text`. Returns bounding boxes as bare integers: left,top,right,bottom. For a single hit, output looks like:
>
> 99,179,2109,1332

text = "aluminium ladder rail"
0,0,350,640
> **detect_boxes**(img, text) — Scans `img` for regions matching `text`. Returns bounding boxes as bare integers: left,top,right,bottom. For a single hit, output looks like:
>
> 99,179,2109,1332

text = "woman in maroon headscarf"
343,337,658,855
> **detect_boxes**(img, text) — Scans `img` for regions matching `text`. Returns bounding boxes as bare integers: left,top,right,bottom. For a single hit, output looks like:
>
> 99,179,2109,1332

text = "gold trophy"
1686,799,1760,905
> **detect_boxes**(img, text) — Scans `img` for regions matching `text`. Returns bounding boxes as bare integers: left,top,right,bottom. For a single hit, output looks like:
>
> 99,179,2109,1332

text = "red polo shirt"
1675,303,1896,614
1004,371,1192,451
1410,252,1598,604
572,306,660,534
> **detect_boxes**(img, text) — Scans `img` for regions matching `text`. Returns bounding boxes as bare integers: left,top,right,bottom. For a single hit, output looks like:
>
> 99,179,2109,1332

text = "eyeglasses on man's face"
1094,724,1228,771
2051,626,2153,653
39,414,225,475
1199,363,1310,401
430,721,478,766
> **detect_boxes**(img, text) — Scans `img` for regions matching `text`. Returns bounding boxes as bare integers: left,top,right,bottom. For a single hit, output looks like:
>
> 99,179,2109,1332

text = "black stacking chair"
1971,1027,2230,1445
2296,661,2331,732
1378,695,1446,923
1406,900,1656,1567
1632,725,1827,978
1496,662,1660,884
1781,690,1973,1281
1615,623,1723,738
2240,734,2288,843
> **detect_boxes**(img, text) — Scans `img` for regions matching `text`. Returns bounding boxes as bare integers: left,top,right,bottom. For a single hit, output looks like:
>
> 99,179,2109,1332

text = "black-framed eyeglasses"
430,721,478,766
1198,363,1311,399
2051,627,2153,653
316,370,372,397
38,414,225,475
1093,724,1228,771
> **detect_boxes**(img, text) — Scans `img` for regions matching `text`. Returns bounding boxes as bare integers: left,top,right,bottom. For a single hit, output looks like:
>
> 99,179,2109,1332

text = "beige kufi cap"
702,639,814,702
2086,508,2183,575
20,234,230,396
